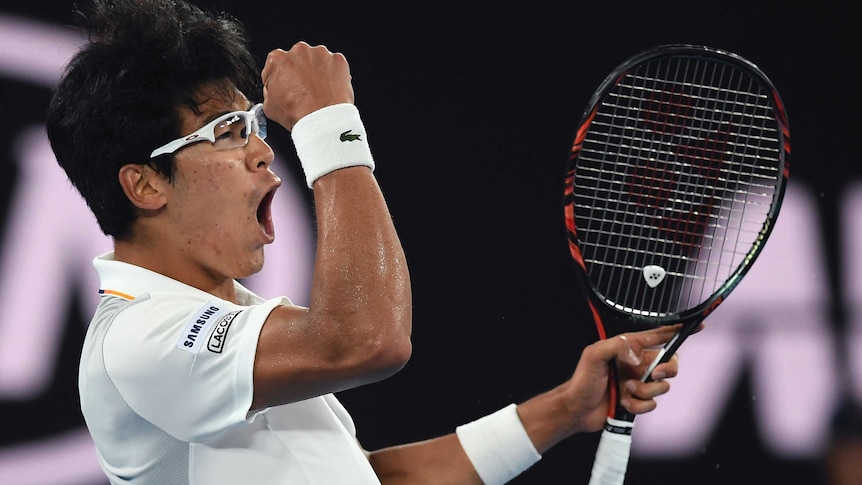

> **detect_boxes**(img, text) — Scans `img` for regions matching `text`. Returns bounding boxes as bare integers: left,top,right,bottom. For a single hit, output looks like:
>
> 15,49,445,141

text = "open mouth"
257,188,276,240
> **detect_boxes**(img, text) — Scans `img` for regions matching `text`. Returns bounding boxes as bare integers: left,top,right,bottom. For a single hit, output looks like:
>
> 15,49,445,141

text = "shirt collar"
93,251,260,305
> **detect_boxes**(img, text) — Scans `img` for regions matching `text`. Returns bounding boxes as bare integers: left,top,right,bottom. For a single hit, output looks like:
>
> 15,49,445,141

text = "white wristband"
455,404,541,485
290,103,375,188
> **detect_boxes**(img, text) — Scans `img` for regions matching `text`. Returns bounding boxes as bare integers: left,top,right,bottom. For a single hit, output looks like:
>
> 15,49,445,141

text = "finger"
261,48,283,84
620,379,671,414
289,41,311,54
620,397,657,415
601,327,673,367
587,333,648,367
620,393,660,415
619,383,657,414
617,324,681,359
649,353,679,380
642,323,684,345
588,324,682,368
625,378,671,400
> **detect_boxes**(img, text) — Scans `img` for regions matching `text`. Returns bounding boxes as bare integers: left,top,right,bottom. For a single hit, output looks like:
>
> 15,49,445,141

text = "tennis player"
46,0,686,483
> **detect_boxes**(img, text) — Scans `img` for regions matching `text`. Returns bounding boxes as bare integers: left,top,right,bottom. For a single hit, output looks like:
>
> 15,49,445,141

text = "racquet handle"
588,418,634,485
588,322,700,484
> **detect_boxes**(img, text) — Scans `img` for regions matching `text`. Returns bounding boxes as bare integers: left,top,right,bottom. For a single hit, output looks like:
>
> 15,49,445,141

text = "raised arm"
251,42,412,410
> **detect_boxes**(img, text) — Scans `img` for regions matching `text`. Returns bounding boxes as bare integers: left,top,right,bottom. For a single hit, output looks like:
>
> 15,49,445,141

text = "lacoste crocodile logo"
340,130,362,142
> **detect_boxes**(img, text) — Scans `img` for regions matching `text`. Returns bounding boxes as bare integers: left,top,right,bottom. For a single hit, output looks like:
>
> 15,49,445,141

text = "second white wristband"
455,403,541,485
290,103,375,188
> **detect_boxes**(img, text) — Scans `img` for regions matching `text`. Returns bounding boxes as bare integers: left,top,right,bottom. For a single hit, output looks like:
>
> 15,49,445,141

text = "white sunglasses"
150,103,267,158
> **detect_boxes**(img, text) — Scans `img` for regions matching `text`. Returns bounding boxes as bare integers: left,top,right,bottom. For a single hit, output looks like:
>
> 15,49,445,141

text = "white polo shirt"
80,252,381,484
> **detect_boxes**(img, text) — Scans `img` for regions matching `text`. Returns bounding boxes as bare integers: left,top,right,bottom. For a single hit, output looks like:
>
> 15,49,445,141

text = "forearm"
371,403,548,485
369,434,483,485
293,101,412,372
309,166,412,336
515,385,583,454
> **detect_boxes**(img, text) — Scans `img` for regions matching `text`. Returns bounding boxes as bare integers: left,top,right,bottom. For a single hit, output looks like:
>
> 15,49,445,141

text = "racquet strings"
571,55,784,318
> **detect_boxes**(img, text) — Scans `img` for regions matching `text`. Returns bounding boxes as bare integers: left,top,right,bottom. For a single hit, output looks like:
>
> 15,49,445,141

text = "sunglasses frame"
149,103,266,158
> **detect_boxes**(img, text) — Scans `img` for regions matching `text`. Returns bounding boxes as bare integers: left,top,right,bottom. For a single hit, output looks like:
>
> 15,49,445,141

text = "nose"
246,132,275,171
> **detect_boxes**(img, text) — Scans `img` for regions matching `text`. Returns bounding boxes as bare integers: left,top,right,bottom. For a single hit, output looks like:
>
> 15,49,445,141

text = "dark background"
0,1,858,483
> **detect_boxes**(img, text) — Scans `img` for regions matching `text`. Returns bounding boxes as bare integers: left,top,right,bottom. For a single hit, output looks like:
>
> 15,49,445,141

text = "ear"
118,164,168,210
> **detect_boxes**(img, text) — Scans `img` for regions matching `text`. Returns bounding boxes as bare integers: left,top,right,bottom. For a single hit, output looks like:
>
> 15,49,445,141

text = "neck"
113,237,239,303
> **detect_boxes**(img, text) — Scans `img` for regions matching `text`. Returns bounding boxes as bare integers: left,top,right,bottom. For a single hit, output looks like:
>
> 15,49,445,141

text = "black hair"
46,0,261,238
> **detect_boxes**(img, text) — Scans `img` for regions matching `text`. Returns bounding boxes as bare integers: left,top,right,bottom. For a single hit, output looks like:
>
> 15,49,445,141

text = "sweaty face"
164,90,281,285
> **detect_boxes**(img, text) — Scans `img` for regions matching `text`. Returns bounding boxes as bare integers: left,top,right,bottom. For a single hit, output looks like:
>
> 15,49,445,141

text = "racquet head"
564,44,790,340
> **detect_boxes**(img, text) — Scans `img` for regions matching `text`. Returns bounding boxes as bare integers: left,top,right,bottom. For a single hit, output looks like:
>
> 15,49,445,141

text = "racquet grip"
588,418,634,485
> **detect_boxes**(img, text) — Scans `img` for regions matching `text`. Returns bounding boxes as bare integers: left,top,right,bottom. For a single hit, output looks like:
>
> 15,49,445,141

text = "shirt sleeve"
103,294,289,442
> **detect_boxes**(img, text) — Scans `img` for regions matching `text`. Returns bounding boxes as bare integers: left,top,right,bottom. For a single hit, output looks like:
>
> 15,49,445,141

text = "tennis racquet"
562,44,790,484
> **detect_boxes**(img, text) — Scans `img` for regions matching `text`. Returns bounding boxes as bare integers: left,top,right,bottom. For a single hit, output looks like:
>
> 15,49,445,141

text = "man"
46,0,688,483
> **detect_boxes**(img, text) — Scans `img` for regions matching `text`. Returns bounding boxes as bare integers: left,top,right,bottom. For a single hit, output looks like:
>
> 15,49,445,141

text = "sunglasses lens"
254,105,267,140
212,113,248,150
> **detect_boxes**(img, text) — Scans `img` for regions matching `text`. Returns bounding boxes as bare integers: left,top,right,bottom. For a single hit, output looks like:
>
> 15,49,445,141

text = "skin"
827,439,862,485
116,92,281,298
367,325,689,484
114,41,689,484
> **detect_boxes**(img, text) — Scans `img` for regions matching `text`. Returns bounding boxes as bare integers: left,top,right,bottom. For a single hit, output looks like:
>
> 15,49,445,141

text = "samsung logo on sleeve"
176,303,229,354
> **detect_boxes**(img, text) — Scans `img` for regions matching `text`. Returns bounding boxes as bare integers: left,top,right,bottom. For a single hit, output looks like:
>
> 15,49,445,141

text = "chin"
243,252,266,276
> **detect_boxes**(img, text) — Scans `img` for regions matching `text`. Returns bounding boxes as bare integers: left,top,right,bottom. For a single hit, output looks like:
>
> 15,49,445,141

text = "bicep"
252,303,406,410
